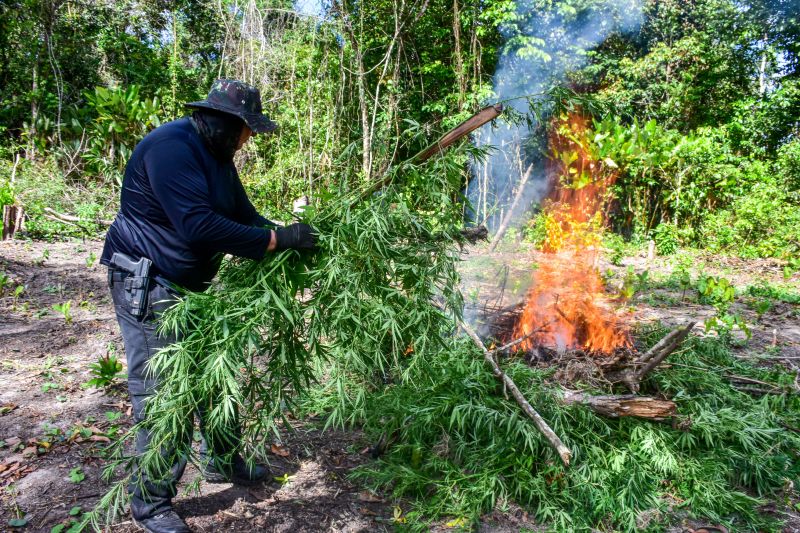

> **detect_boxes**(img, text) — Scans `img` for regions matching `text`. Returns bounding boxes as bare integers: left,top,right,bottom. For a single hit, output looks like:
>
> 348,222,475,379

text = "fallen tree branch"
598,322,695,392
43,207,113,227
633,322,695,383
458,318,572,466
561,390,677,420
412,105,504,164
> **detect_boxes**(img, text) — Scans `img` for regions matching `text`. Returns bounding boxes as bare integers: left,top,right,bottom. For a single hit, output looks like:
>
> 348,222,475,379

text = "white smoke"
468,0,643,232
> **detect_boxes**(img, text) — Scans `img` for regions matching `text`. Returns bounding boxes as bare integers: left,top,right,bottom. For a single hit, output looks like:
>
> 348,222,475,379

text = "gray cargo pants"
109,268,237,520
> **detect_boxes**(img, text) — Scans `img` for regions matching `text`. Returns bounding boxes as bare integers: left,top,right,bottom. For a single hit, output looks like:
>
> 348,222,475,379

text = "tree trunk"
2,206,24,240
27,51,39,160
488,163,533,252
452,0,466,110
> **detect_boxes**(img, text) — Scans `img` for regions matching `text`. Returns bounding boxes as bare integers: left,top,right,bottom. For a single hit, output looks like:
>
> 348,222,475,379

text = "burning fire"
513,114,631,353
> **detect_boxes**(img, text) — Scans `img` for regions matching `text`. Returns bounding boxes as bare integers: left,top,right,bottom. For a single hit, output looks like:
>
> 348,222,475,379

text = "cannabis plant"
86,141,480,528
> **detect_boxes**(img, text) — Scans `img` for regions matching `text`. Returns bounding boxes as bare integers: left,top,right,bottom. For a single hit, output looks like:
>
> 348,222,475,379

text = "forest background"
0,0,798,260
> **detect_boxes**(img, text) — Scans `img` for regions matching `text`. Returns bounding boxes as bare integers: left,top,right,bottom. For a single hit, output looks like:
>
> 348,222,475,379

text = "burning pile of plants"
338,113,799,530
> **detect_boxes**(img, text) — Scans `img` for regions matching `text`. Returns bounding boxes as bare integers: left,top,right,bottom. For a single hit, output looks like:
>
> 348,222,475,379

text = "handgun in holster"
110,252,152,319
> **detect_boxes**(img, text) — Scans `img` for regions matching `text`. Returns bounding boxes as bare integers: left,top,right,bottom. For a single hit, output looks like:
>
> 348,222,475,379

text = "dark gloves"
274,223,317,251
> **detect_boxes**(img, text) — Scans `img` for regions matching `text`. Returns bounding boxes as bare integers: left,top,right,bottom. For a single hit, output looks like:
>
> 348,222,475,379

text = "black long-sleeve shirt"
101,117,272,291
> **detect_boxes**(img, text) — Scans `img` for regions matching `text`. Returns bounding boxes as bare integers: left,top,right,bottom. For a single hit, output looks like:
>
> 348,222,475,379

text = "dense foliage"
333,329,800,531
1,0,797,258
88,134,478,529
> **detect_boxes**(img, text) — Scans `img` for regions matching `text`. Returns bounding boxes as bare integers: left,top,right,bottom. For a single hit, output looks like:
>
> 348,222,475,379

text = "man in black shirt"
102,79,315,533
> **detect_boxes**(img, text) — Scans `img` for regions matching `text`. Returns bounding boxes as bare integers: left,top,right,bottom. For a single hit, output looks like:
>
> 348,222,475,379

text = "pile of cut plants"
86,112,800,532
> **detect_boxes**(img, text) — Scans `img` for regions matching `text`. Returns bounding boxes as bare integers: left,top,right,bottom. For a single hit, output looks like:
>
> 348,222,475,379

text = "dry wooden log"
43,207,113,226
561,390,677,420
348,104,504,208
458,318,572,466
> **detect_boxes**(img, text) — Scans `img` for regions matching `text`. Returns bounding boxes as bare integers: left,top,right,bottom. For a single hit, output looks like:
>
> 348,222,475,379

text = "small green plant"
34,248,51,266
41,382,60,393
85,252,97,268
43,283,65,296
603,232,626,266
747,297,772,321
783,256,800,280
672,256,693,300
0,272,8,293
697,275,750,339
84,354,124,388
747,281,800,304
619,266,637,300
52,301,73,324
68,467,85,483
523,211,549,248
635,269,650,291
51,517,83,533
79,299,97,312
12,285,24,308
652,222,679,256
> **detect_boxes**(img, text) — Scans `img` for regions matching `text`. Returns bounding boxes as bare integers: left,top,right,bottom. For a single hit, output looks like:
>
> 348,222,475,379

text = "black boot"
134,510,190,533
202,454,269,486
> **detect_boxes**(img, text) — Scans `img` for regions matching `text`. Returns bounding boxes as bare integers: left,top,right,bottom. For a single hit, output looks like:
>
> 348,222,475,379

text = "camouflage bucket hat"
186,79,277,134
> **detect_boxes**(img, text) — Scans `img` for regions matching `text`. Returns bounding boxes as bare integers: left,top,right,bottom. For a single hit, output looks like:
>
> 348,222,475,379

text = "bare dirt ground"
2,239,799,532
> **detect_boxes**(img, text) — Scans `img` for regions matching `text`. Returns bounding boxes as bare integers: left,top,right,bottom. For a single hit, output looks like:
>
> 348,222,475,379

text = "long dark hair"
191,108,245,162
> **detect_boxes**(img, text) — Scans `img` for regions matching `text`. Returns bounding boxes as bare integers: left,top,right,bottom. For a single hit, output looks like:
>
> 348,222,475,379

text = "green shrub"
700,180,800,259
776,138,800,192
652,222,679,255
523,211,548,248
603,231,627,265
14,157,114,239
0,179,13,212
81,85,163,185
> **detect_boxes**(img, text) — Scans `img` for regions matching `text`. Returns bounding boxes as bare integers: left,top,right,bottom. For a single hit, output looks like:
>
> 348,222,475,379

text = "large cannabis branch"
86,110,506,527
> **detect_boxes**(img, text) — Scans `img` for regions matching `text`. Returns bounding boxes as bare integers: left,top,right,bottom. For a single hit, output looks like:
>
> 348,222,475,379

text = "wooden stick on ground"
561,391,677,420
458,319,572,466
43,207,113,226
604,322,695,392
633,322,695,383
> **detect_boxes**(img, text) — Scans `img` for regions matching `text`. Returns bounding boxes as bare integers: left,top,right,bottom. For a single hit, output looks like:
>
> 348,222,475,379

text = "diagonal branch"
458,318,572,466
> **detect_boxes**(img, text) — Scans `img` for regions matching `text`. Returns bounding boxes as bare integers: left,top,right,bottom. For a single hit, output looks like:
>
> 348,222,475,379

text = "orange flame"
513,113,630,353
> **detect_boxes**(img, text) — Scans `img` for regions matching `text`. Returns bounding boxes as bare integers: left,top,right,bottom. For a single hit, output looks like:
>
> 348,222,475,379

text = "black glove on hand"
274,223,318,251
